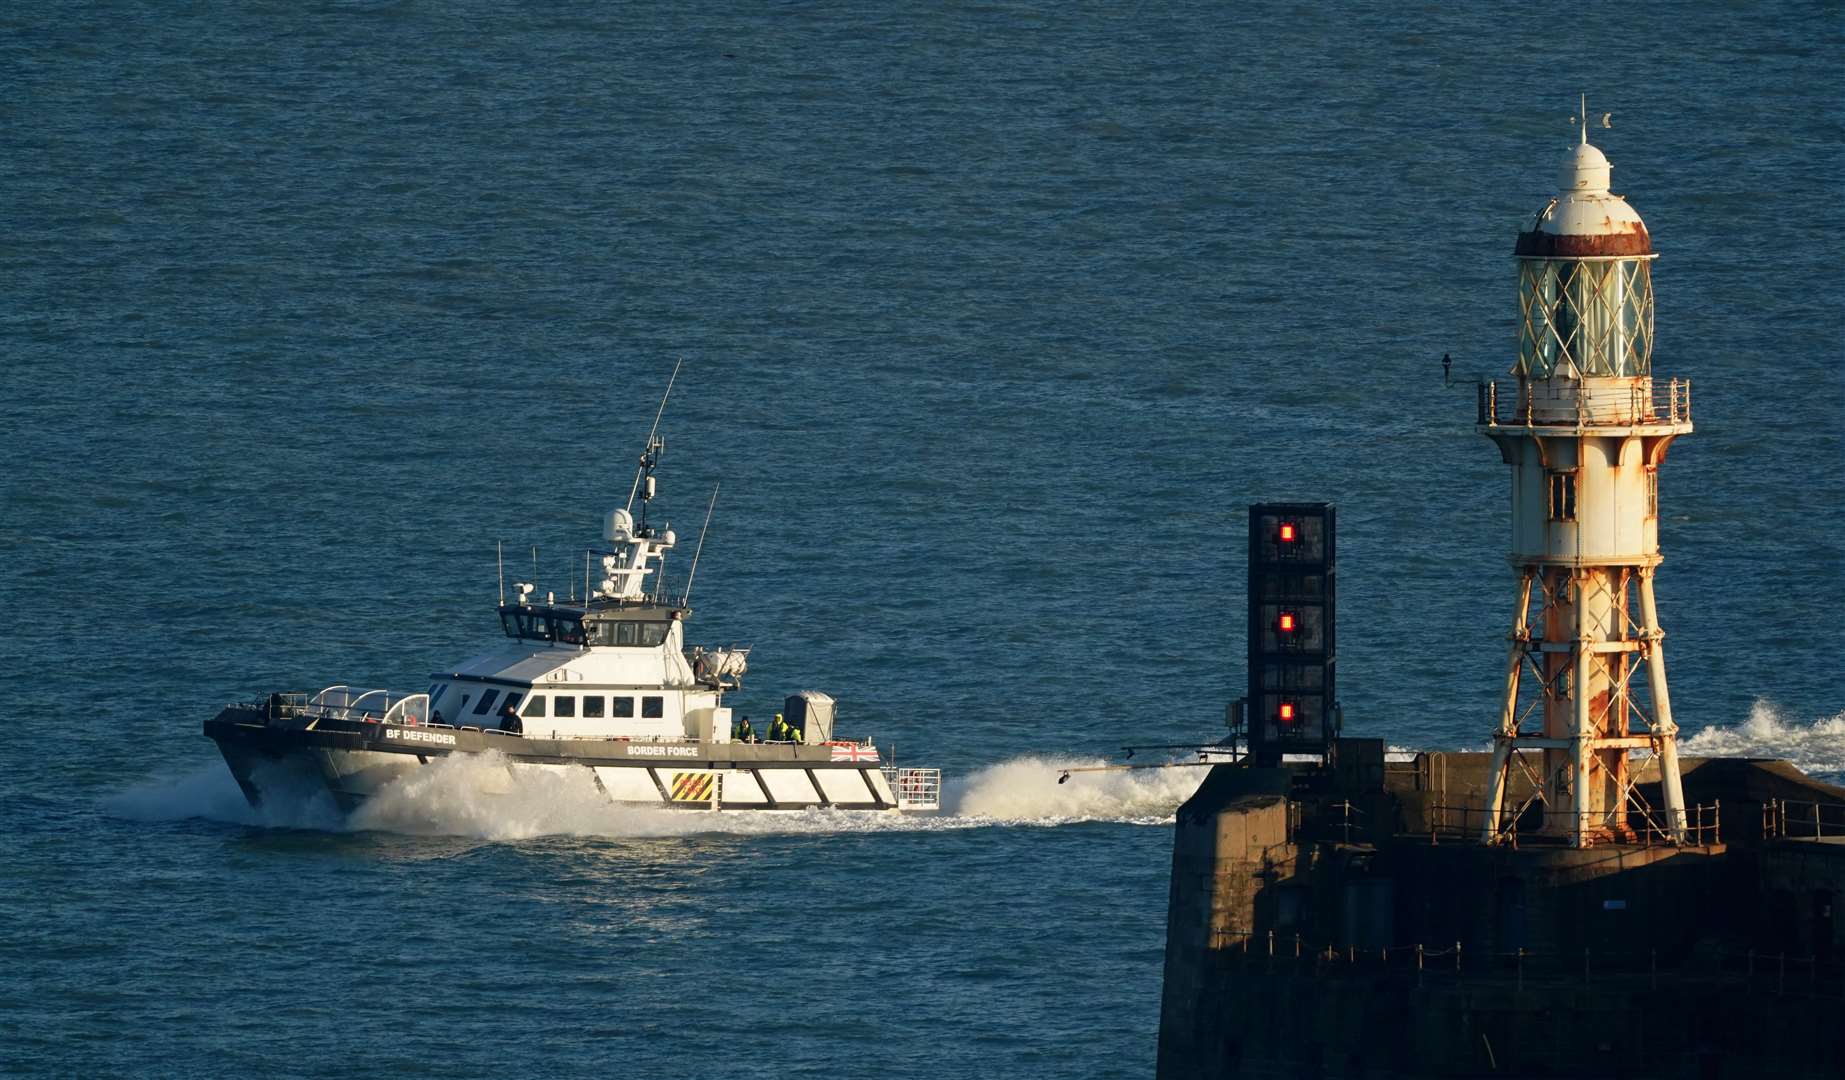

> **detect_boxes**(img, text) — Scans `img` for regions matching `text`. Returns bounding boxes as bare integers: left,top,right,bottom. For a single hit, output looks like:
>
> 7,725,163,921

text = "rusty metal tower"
1478,109,1693,848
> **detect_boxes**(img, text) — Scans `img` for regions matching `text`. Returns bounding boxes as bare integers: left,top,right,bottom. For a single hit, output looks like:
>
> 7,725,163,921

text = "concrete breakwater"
1156,745,1845,1078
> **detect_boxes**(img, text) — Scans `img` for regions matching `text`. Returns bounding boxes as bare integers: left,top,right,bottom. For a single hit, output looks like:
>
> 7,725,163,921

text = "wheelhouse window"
612,696,635,718
553,695,576,718
473,689,500,715
501,693,522,715
582,695,606,719
641,696,664,719
523,695,547,718
586,620,671,647
500,609,587,645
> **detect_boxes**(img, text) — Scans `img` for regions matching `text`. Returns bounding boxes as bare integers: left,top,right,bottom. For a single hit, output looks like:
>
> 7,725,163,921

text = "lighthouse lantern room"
1477,105,1694,849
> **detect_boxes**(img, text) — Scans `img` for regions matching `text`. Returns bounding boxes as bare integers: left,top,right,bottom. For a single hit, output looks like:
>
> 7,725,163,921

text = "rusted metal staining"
1514,224,1653,257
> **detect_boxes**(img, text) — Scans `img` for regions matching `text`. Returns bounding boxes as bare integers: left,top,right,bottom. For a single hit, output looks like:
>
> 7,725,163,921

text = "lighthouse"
1477,110,1693,848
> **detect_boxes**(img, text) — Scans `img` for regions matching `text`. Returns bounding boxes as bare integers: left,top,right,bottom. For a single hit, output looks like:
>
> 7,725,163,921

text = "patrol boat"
203,394,942,816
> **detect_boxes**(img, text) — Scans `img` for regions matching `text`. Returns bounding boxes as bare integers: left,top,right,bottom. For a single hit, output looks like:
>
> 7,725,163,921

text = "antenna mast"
682,483,720,604
497,541,505,606
625,358,683,521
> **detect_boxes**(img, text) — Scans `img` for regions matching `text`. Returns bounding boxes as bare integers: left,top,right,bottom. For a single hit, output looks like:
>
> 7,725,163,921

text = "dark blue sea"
3,2,1841,1076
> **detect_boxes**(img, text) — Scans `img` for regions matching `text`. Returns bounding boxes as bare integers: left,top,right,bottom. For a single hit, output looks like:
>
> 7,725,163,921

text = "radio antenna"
497,541,505,606
625,358,683,515
682,482,720,604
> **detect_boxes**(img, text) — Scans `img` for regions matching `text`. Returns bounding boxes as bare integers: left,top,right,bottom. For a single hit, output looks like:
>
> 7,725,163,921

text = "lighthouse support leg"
1481,572,1533,844
1639,568,1688,841
1571,573,1594,848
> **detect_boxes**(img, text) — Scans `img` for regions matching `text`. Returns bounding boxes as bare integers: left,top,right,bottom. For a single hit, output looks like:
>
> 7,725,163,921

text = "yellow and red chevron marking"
669,771,717,802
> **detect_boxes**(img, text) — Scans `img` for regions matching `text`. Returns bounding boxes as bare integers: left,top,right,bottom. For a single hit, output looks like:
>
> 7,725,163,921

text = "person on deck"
732,716,755,743
498,701,523,735
770,713,788,742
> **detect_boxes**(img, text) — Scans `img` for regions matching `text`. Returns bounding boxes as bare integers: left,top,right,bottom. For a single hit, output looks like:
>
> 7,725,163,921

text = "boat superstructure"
205,378,941,815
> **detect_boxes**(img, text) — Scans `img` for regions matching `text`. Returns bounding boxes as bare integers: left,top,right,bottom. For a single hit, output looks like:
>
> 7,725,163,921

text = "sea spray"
944,755,1207,824
108,752,1208,838
103,760,344,831
1682,700,1845,780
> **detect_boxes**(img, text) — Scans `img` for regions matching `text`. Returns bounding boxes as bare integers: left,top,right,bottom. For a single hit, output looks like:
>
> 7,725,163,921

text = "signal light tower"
1477,114,1693,848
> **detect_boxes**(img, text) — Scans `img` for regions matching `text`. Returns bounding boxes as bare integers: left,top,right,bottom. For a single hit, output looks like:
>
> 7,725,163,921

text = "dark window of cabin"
430,684,448,707
457,694,471,716
523,695,547,718
501,613,518,638
612,696,635,718
640,623,668,646
642,696,664,719
582,695,606,718
501,693,522,716
553,695,576,718
554,618,584,645
616,621,638,646
1548,472,1577,521
473,689,500,715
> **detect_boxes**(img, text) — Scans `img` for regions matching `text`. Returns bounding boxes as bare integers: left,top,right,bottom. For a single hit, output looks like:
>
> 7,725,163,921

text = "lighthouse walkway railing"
1477,376,1691,427
1200,929,1845,998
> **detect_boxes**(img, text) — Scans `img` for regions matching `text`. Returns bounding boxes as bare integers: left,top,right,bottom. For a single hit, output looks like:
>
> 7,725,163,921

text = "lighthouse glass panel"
1518,258,1654,378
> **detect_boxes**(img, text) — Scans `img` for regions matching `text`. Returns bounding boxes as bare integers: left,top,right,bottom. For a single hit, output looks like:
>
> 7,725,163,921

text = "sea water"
2,1,1841,1076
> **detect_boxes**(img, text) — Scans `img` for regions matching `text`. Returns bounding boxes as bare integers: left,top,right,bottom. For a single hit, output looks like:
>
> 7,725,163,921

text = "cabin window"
582,695,606,718
473,689,500,715
642,696,664,719
501,693,522,716
553,695,576,718
612,696,635,719
586,620,671,647
457,694,471,716
554,618,584,646
523,695,547,718
1547,472,1577,521
429,684,448,707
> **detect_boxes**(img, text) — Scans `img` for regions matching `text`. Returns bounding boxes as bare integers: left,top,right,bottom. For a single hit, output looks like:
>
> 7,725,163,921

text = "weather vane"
1570,93,1613,142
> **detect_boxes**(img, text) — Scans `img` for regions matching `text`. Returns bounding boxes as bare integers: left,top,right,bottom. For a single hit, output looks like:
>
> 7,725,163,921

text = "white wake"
105,752,1208,841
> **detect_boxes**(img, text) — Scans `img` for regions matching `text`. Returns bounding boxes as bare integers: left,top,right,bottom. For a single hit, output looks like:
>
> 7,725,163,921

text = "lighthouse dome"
1514,138,1651,257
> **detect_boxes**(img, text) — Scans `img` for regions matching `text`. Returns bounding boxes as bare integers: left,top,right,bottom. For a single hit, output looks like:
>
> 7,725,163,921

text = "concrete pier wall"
1156,750,1845,1079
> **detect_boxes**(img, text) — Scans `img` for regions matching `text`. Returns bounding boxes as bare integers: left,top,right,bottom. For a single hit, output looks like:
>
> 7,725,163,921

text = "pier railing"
1763,798,1845,841
1424,800,1721,847
1203,929,1845,998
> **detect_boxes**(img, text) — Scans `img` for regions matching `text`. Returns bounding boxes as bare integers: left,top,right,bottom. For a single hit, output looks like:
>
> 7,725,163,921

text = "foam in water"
105,752,1207,840
1681,699,1845,781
